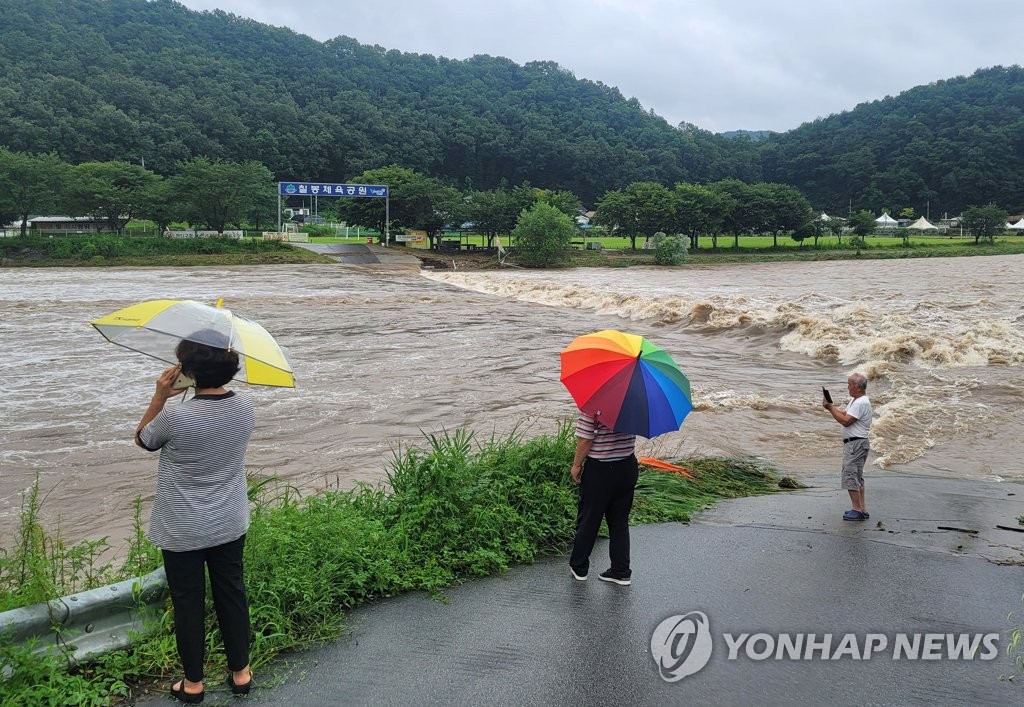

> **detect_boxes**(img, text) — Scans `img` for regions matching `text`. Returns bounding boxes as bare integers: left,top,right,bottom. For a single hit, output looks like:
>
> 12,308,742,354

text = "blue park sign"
278,182,388,197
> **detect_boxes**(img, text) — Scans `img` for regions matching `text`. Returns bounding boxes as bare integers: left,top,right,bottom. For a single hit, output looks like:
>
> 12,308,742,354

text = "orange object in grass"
637,456,694,478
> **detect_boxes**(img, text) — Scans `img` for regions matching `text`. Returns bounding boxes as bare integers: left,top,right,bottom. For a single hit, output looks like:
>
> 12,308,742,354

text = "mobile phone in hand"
822,387,832,404
172,372,196,390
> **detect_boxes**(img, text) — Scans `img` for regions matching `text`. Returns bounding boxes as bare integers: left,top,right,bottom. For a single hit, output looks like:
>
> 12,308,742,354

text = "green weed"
1,426,781,704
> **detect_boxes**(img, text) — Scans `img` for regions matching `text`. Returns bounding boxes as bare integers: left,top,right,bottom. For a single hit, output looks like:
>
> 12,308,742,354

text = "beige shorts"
841,439,869,490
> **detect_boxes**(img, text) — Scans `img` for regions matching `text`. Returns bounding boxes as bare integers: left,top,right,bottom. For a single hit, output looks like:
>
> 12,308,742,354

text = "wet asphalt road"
136,474,1024,706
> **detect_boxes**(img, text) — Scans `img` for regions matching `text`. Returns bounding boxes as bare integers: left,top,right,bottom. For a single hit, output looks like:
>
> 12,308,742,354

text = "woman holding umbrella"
135,336,255,703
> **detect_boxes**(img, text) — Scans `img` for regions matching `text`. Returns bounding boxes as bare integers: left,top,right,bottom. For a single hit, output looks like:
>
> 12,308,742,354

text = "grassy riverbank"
0,424,784,705
5,233,1024,270
0,234,334,266
407,235,1024,270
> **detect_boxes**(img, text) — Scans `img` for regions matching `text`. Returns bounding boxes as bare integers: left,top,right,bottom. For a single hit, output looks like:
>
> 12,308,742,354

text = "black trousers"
162,534,251,682
569,455,639,577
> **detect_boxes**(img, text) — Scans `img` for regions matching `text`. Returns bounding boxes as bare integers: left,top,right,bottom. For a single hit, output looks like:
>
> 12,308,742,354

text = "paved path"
291,243,422,266
135,474,1024,706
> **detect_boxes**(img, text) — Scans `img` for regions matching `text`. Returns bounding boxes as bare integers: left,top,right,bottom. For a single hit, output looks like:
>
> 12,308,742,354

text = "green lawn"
376,230,1022,254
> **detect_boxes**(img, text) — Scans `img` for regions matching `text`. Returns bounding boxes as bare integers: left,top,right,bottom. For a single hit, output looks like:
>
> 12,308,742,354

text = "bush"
653,232,687,265
511,202,575,267
301,225,334,236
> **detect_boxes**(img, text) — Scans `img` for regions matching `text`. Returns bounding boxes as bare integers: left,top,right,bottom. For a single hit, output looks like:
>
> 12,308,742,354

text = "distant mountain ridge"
719,130,775,141
0,0,759,202
764,66,1024,214
0,0,1020,213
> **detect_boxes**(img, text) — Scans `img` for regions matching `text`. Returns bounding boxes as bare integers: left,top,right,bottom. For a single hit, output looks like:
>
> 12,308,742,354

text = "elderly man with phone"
822,372,873,521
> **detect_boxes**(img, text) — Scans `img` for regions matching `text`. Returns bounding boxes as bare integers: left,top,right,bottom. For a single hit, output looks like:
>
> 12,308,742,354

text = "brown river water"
2,255,1024,554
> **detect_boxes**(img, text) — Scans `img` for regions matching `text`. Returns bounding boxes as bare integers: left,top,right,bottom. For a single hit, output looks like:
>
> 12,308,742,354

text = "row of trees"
313,167,818,251
0,148,275,237
594,179,814,250
2,151,1013,258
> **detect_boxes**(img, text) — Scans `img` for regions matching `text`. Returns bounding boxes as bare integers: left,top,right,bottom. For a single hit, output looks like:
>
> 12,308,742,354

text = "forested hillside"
1,0,1022,213
763,66,1024,215
0,0,760,203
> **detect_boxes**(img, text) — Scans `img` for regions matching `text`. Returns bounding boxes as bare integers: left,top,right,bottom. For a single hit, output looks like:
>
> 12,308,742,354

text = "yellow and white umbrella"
91,299,295,388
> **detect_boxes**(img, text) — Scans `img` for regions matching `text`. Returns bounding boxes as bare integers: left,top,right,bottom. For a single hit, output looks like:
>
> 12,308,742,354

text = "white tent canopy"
875,212,898,228
1008,218,1024,230
907,216,938,231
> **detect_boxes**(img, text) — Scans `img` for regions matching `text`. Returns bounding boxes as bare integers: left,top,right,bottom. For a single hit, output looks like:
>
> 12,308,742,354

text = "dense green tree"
824,215,846,245
140,179,181,234
671,183,726,251
628,182,676,249
337,165,460,247
961,203,1009,244
755,183,814,246
848,210,877,238
243,191,280,231
709,180,756,249
416,184,464,244
800,217,829,247
593,189,636,247
534,188,582,219
65,161,159,233
594,182,675,250
170,157,274,233
464,188,529,247
511,201,575,267
0,149,66,237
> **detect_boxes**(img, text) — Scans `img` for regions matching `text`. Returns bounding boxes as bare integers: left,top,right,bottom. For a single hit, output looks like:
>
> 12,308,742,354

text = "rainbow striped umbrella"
560,330,691,437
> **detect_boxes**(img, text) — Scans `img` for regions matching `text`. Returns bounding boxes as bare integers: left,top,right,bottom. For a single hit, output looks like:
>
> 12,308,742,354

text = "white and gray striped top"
139,391,255,552
576,413,636,461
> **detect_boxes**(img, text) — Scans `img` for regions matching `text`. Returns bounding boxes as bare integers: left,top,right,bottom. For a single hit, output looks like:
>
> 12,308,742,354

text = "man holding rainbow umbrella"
560,330,692,586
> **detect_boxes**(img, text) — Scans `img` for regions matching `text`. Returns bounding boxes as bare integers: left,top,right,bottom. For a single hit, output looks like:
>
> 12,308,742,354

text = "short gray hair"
848,372,867,391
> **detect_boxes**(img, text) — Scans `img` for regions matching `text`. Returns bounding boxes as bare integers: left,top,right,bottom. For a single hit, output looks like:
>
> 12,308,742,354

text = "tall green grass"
0,479,160,613
1,424,781,705
1,234,334,267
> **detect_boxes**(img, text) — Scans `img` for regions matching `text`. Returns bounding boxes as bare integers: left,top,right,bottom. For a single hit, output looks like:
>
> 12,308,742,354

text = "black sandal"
227,671,253,695
170,679,204,704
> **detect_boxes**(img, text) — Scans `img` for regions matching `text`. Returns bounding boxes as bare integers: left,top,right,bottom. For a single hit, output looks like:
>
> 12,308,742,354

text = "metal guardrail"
0,567,168,667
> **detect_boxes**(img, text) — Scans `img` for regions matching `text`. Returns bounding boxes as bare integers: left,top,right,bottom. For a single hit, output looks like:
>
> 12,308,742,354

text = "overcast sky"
178,0,1022,133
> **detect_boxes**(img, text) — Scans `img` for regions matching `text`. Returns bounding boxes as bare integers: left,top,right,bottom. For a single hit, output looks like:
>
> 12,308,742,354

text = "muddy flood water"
2,255,1024,554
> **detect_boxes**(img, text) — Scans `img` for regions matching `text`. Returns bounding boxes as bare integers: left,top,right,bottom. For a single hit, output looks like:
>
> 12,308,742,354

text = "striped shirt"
138,391,255,552
576,413,636,461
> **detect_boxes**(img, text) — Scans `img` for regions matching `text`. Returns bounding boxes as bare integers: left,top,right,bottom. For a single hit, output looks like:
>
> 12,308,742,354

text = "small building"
27,216,108,234
576,210,596,228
